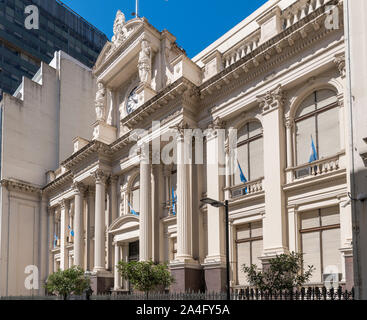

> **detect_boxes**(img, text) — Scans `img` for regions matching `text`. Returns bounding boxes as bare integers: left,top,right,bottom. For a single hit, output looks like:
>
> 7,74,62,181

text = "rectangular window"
300,207,341,284
236,221,263,286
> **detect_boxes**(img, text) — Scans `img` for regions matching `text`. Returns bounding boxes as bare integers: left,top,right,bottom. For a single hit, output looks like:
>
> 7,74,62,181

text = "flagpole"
136,0,139,18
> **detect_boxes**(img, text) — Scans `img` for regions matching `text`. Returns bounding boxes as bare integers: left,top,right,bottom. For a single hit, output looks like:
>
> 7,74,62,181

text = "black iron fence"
0,287,354,301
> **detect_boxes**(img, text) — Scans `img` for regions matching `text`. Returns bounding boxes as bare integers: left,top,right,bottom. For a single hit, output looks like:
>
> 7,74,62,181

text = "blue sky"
61,0,268,58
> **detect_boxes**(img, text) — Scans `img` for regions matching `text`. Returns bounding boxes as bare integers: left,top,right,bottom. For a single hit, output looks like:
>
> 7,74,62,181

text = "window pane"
302,231,321,283
237,225,250,240
235,144,248,185
237,242,251,285
322,228,342,279
321,206,340,226
248,121,262,138
237,125,249,144
296,117,316,165
249,137,264,180
317,107,340,159
132,189,140,213
297,93,316,117
301,210,320,229
251,221,263,238
251,239,263,270
316,89,337,109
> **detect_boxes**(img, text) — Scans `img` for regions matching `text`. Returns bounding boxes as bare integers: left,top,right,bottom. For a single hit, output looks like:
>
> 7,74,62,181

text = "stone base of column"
203,263,226,293
170,262,204,293
90,272,114,295
343,249,354,291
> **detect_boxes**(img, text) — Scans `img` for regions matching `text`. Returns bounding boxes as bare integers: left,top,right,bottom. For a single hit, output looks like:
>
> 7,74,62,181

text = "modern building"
0,0,363,296
0,0,108,98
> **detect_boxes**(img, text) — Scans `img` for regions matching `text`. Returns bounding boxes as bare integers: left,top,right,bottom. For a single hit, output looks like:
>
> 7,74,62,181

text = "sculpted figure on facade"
138,38,152,85
95,82,106,122
111,10,127,47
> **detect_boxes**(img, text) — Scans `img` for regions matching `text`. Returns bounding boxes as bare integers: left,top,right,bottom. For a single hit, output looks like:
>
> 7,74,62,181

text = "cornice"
0,179,41,195
199,0,343,105
61,140,113,171
42,171,73,194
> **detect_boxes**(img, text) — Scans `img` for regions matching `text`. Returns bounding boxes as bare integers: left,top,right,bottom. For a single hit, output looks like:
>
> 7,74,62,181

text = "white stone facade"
0,0,359,296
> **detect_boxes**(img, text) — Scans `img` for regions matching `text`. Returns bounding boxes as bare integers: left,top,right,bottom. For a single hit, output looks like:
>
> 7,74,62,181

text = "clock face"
126,87,139,114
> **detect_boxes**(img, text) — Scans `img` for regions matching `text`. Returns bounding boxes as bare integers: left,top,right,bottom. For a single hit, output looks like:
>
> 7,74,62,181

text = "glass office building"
0,0,108,98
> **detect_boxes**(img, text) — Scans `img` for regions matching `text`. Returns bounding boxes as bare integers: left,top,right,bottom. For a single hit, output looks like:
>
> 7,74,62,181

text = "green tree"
242,252,314,291
45,266,91,300
118,261,174,298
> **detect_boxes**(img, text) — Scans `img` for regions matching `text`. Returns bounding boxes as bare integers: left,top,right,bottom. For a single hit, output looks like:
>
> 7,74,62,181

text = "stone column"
39,194,48,293
93,169,108,272
288,205,298,253
122,244,129,290
285,118,294,183
48,207,55,275
204,117,227,293
139,144,152,261
73,182,86,267
113,242,121,290
110,176,118,223
152,164,164,262
86,189,95,271
60,199,70,270
176,123,194,263
258,85,288,262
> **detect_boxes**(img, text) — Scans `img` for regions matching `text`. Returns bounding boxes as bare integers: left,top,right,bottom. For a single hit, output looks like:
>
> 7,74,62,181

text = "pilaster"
258,85,288,258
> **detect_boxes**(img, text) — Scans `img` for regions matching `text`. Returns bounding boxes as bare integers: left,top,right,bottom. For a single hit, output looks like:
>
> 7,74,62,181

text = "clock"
126,87,139,114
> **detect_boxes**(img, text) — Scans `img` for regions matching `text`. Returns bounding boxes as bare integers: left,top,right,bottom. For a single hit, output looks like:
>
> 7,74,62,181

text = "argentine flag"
128,202,139,216
172,187,177,216
309,136,319,163
54,234,58,248
68,225,74,237
237,160,248,194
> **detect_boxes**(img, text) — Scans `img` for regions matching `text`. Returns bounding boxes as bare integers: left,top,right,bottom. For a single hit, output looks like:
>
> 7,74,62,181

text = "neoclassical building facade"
1,0,354,295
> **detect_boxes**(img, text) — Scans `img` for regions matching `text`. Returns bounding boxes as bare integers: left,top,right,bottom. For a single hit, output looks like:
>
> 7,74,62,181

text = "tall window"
236,222,263,285
300,206,342,284
234,121,264,185
295,89,340,165
129,176,140,215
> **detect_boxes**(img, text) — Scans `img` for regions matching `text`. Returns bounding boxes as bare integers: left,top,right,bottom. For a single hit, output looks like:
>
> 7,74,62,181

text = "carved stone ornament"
257,84,285,114
73,182,86,194
111,10,126,47
170,119,190,139
208,117,225,131
138,38,152,84
334,53,346,79
95,82,106,122
92,169,109,184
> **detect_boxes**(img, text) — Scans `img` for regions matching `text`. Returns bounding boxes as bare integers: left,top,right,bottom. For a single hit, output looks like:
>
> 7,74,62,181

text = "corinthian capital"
208,117,225,131
73,182,86,194
257,84,285,114
170,119,190,140
92,169,109,184
334,52,346,79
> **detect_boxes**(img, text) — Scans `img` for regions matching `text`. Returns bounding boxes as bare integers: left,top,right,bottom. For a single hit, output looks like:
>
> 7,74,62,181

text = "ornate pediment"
93,10,144,71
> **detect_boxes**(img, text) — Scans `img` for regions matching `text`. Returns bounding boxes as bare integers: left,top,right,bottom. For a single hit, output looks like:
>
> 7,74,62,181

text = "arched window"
129,175,140,215
234,121,264,185
295,89,340,165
